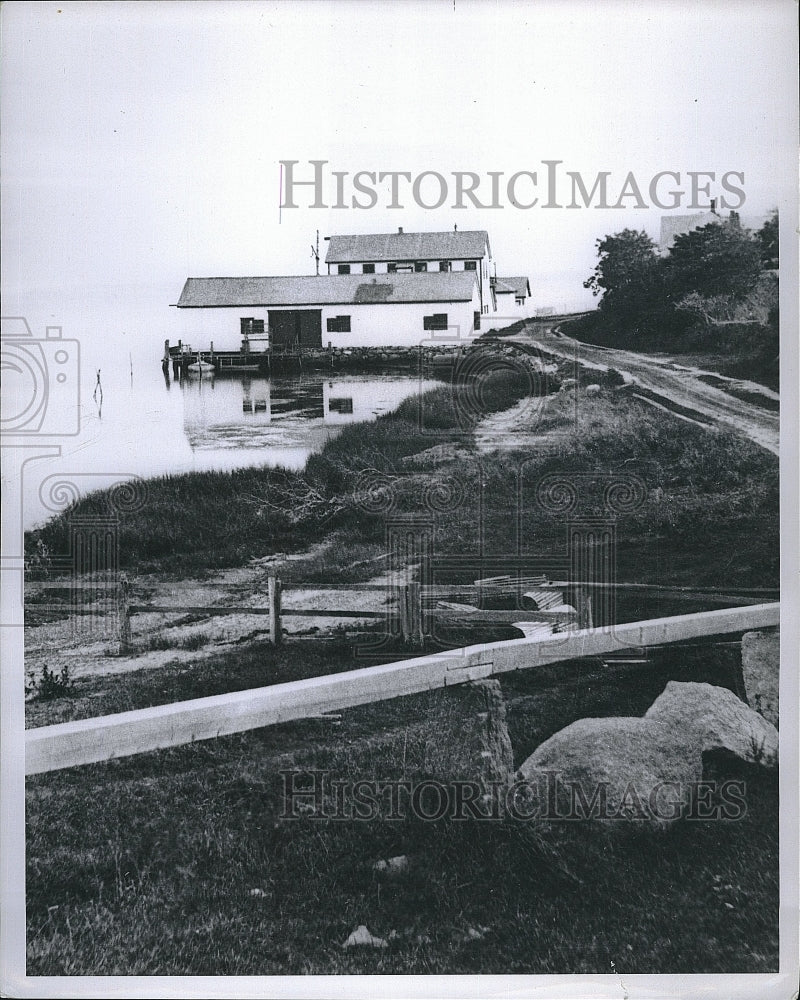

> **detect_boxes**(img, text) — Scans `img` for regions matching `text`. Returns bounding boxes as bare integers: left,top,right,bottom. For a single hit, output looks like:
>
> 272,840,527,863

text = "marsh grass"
25,379,778,594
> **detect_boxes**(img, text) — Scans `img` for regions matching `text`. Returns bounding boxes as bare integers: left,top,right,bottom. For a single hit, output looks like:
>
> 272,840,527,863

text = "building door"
268,310,323,351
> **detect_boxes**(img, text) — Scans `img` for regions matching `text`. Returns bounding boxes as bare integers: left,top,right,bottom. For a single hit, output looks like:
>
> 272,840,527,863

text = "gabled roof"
325,230,491,264
176,272,479,308
494,276,531,298
659,211,721,251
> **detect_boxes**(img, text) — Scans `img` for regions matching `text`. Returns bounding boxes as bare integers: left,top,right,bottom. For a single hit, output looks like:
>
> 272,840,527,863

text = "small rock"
249,888,267,898
373,855,410,879
585,383,601,395
459,925,490,942
342,925,388,949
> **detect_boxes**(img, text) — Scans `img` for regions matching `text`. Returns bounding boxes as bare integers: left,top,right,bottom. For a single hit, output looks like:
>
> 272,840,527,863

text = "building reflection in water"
179,372,434,458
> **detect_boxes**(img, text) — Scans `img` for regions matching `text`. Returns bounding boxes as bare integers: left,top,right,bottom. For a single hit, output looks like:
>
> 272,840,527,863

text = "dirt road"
514,325,779,456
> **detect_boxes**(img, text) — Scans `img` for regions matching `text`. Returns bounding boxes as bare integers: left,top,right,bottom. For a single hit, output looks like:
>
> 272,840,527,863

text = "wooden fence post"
268,576,283,646
117,573,131,653
576,587,593,630
401,582,423,648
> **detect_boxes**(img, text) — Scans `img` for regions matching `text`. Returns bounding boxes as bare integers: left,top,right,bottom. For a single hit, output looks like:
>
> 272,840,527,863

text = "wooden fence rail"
27,573,777,652
25,602,779,776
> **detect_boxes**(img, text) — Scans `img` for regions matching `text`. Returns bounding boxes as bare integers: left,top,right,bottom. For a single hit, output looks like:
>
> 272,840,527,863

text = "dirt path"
25,545,398,683
515,325,779,456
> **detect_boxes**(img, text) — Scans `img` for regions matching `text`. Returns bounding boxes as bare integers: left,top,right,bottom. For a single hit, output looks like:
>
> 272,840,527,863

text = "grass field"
26,635,777,975
24,356,780,975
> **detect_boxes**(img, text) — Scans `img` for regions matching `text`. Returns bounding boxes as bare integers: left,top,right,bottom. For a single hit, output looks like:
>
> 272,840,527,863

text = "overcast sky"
1,0,796,339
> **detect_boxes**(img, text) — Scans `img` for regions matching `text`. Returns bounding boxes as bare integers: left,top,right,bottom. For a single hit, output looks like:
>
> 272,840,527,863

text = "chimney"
398,226,403,235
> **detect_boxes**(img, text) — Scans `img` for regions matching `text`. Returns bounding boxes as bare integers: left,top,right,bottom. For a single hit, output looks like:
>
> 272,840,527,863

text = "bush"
26,664,74,701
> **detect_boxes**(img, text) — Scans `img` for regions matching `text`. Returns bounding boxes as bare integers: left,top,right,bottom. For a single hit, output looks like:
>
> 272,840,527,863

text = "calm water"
17,357,436,531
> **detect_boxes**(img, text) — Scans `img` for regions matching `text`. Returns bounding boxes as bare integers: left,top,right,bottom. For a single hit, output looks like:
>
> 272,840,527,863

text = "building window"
474,312,481,331
423,313,448,331
337,264,351,275
362,263,375,274
414,261,428,272
241,318,265,335
326,315,351,333
464,260,477,271
328,397,354,414
439,261,451,272
387,262,397,273
516,297,525,306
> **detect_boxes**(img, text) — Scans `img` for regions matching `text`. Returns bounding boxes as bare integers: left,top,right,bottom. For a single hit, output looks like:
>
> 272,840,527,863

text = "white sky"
1,0,797,338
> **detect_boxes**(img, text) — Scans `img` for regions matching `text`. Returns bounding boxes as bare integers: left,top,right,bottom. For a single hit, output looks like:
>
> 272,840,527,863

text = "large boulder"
516,682,778,830
645,681,778,766
516,716,702,829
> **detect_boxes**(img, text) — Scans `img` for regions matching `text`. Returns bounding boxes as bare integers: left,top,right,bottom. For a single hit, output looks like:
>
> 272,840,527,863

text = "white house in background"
658,202,769,254
659,207,723,253
489,276,532,329
175,271,483,351
324,228,494,315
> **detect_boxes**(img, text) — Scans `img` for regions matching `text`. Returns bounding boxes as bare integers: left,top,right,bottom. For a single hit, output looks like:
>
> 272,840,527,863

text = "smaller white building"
174,271,483,351
487,276,532,330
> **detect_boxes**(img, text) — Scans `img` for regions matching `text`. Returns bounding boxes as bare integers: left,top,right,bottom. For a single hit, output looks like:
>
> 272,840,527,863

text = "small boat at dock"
187,355,216,377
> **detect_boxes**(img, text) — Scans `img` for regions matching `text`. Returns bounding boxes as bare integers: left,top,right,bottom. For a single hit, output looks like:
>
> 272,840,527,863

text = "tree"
666,220,762,302
583,229,659,308
583,229,663,330
756,210,778,270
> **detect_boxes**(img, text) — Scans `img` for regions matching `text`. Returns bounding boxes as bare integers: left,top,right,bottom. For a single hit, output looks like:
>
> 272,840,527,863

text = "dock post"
117,573,131,653
163,339,170,364
268,576,283,646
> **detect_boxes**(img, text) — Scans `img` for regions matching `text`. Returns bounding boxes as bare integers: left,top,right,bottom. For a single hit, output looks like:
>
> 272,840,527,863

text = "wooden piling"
268,576,283,646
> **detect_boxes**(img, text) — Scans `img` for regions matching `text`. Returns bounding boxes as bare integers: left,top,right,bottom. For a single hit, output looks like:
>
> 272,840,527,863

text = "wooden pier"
164,339,313,378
